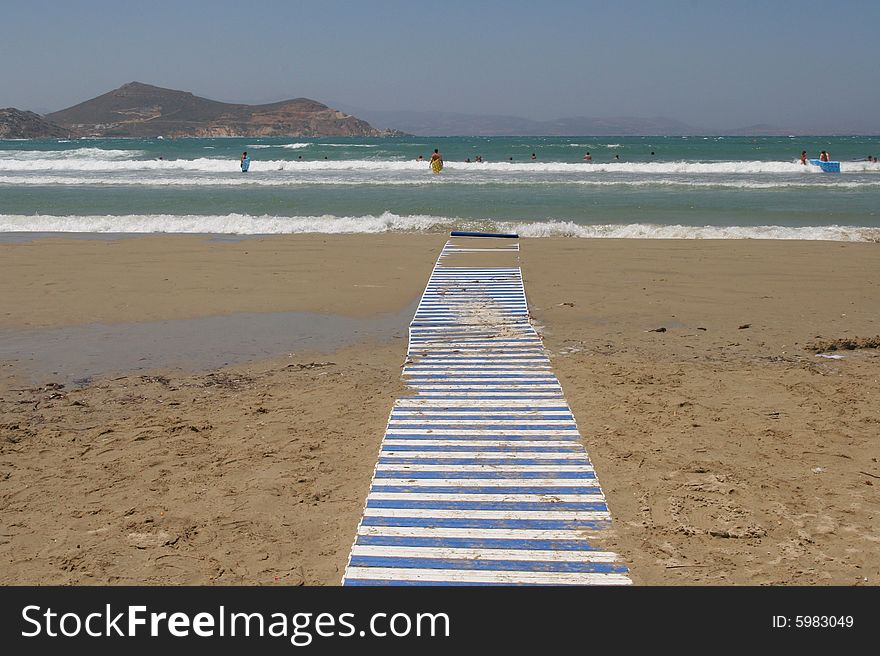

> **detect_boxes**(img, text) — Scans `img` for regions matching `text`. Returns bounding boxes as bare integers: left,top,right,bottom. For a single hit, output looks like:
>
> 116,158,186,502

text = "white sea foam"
507,220,880,241
245,143,310,149
0,212,450,235
0,147,146,161
3,174,879,191
1,213,878,242
2,155,877,174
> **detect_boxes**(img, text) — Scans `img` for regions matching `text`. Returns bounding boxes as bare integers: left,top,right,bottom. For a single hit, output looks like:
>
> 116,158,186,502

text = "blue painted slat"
366,500,609,512
376,458,589,466
381,445,583,453
355,536,601,551
343,579,551,587
373,471,597,479
386,432,583,440
369,485,601,495
349,556,628,574
360,517,611,530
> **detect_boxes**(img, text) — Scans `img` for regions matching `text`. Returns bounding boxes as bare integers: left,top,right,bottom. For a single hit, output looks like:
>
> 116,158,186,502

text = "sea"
1,135,879,240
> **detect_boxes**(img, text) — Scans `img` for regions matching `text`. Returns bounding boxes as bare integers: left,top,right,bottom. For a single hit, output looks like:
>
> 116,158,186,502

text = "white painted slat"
410,325,531,331
406,343,543,349
388,417,577,430
389,409,571,415
413,392,565,397
392,409,568,414
357,526,601,540
363,508,610,520
373,478,599,488
350,545,619,563
374,463,594,472
406,352,544,356
383,440,578,448
379,452,589,461
394,399,568,407
411,383,556,388
385,429,577,436
368,492,603,503
409,385,562,391
344,568,630,585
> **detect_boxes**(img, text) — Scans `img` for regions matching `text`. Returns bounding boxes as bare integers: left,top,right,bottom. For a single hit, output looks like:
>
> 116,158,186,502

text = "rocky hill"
0,108,70,139
43,82,400,138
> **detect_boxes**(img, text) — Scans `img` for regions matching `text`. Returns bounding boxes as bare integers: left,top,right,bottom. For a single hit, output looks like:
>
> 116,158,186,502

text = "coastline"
1,234,878,584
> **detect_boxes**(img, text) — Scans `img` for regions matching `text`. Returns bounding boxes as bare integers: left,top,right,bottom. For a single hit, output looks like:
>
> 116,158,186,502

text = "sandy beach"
1,234,878,585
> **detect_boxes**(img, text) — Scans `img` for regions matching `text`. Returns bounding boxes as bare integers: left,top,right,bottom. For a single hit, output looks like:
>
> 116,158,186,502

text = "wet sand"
1,234,878,585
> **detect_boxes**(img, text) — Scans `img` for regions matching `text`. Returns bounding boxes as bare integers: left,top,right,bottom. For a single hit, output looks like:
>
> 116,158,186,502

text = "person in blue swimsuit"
240,151,250,172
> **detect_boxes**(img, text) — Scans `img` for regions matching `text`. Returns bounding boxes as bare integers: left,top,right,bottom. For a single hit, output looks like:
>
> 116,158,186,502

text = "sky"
1,0,878,131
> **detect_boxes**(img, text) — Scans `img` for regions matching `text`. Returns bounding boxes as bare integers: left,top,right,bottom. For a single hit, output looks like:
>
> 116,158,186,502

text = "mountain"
45,82,400,138
0,108,70,139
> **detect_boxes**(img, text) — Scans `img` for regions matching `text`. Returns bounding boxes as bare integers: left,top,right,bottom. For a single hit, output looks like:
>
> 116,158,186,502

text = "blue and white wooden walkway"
342,234,631,585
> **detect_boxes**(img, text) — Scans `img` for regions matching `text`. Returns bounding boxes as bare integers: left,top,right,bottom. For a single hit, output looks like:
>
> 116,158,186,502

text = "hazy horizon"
2,1,879,133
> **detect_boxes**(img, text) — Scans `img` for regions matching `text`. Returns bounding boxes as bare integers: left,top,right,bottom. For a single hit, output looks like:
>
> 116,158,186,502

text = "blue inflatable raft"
808,159,840,173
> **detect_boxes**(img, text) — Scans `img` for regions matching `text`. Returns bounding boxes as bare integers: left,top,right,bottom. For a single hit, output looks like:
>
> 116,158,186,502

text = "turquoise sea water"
1,135,879,239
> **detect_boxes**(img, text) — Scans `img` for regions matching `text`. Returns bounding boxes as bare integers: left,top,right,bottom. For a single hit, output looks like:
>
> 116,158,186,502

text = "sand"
524,239,879,585
1,234,878,585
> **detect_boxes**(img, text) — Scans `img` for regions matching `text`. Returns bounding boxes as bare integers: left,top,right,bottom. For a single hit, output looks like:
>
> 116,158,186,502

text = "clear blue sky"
2,0,878,131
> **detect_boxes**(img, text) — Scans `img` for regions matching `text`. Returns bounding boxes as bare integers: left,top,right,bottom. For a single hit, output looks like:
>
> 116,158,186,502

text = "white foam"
1,213,878,242
507,220,880,242
0,212,453,235
1,155,878,175
2,174,877,190
0,147,146,161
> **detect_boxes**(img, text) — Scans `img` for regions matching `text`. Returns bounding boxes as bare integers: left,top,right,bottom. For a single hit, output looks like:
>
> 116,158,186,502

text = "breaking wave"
1,155,878,174
2,174,878,190
0,148,146,161
1,212,878,241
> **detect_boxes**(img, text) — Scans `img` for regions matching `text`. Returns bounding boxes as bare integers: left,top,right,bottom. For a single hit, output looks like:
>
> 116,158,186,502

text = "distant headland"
1,82,405,139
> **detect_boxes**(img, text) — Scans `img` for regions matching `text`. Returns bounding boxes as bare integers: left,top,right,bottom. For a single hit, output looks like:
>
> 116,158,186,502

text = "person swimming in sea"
240,151,250,172
583,152,592,161
800,150,808,165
